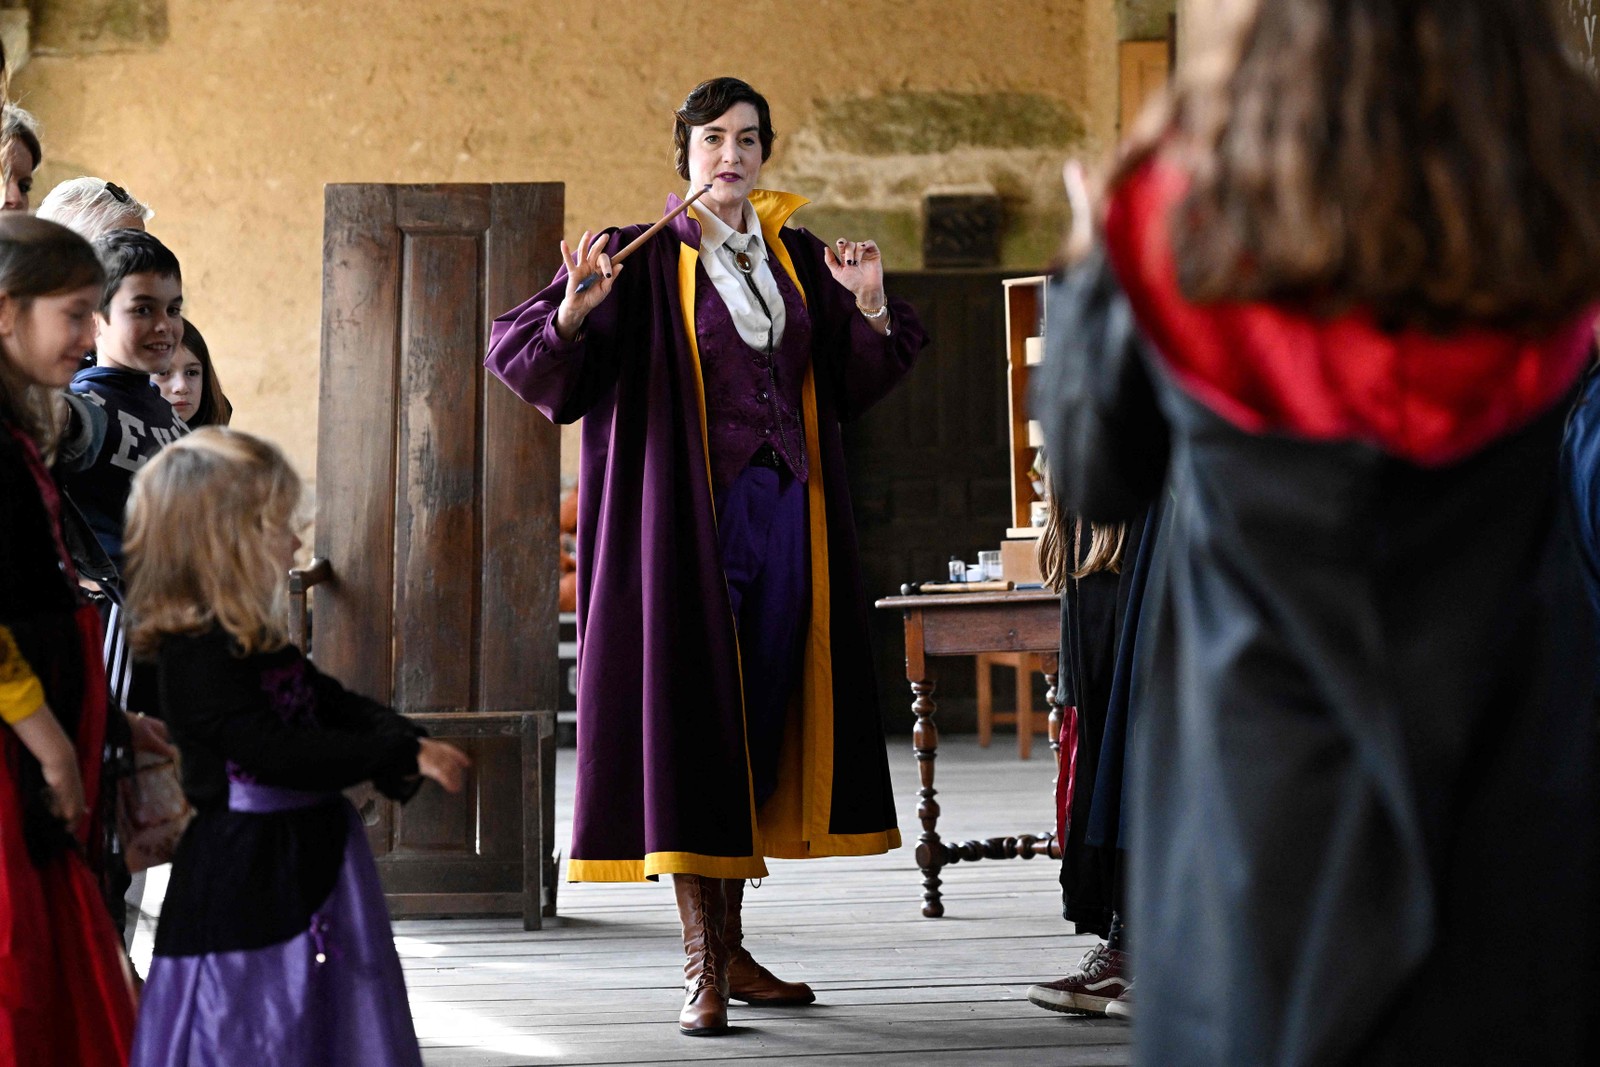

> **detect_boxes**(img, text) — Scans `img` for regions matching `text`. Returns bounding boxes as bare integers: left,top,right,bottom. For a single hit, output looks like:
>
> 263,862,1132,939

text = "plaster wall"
16,0,1120,484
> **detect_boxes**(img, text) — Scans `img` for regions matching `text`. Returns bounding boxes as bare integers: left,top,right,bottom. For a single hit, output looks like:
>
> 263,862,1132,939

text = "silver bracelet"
857,300,889,321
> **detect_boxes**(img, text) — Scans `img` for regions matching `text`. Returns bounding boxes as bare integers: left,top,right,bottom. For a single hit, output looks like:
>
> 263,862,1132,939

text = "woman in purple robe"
486,76,928,1037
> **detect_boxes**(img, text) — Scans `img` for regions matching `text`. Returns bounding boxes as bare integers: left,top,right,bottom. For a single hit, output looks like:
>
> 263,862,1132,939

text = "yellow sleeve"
0,625,46,726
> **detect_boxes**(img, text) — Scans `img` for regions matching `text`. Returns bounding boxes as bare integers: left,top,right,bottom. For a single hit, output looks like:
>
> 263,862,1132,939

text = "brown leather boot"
672,874,731,1036
723,878,817,1005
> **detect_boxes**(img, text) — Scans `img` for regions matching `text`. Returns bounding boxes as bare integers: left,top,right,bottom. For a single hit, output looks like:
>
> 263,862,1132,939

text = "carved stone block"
30,0,168,55
923,193,1002,269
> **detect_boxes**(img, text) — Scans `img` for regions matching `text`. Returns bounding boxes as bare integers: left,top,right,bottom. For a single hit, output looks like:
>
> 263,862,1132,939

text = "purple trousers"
717,462,809,808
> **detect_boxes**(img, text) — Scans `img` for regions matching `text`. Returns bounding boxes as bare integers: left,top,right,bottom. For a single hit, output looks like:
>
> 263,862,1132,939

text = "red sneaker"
1026,944,1130,1015
1105,980,1135,1020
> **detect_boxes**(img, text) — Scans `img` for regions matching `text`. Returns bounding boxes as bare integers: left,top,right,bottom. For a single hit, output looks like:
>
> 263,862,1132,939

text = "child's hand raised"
416,739,471,793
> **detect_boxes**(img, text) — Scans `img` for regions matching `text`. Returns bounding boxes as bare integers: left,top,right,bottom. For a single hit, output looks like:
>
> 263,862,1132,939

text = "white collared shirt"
691,198,787,352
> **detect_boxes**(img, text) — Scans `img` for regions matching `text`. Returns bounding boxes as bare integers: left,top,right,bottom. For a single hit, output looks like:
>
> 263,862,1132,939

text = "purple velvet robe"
486,190,927,881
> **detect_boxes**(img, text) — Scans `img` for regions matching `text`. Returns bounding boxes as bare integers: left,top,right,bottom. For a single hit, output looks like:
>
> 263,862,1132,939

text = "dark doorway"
843,268,1031,735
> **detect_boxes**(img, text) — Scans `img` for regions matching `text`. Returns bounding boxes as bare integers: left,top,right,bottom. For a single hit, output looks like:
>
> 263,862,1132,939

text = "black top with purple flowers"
157,626,424,811
151,626,426,957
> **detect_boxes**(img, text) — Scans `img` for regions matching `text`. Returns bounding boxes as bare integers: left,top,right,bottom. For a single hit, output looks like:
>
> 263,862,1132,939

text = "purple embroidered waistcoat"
695,259,812,496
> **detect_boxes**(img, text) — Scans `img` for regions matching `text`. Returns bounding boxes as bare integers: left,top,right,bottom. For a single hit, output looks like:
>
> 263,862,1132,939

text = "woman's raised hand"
1063,160,1096,262
824,238,887,311
555,230,622,342
416,738,472,794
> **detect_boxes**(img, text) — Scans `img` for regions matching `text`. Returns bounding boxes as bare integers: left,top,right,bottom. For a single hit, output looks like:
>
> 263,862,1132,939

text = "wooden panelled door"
315,183,562,921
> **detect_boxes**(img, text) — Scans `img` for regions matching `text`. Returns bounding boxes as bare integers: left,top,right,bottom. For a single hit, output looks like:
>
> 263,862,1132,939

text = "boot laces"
691,958,720,994
687,879,721,993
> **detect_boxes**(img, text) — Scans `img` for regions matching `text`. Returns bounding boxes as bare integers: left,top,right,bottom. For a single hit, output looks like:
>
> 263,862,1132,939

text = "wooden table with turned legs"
874,589,1064,917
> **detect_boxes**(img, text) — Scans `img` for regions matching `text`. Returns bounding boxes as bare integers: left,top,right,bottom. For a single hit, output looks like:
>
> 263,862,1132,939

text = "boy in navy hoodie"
64,229,187,571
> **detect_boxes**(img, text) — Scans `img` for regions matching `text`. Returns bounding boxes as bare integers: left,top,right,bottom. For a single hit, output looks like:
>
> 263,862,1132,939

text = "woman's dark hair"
178,317,233,428
2,106,41,169
673,77,775,180
0,215,105,448
1114,0,1600,333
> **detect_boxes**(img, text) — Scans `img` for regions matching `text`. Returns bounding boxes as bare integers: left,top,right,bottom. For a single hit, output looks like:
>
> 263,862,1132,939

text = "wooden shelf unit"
1002,275,1049,540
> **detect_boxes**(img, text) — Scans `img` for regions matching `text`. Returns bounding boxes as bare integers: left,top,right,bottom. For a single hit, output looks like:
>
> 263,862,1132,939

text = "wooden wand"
573,183,713,294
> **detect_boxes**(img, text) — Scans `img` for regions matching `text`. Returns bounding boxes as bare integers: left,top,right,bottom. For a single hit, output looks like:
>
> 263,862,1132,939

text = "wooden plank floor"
399,735,1134,1067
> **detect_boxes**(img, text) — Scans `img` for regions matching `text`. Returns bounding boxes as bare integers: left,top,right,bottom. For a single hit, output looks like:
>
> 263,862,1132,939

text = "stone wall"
15,0,1121,484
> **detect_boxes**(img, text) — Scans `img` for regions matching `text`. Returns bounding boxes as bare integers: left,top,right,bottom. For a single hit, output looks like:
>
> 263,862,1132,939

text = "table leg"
901,611,946,917
901,608,947,918
1041,652,1062,763
1040,652,1063,861
912,675,944,916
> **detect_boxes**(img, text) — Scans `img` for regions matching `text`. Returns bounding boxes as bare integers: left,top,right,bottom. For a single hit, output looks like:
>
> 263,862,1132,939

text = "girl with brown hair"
151,317,233,428
0,213,137,1066
1027,506,1146,1021
1035,0,1600,1062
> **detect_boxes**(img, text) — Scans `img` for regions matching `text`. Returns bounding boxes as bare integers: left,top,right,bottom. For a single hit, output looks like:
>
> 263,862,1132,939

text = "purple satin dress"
130,781,422,1067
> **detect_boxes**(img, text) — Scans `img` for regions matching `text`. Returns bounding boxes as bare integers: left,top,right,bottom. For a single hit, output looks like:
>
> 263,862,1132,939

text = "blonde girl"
123,428,469,1067
0,214,136,1066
